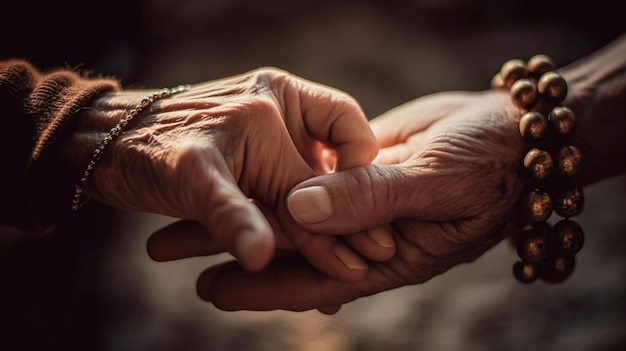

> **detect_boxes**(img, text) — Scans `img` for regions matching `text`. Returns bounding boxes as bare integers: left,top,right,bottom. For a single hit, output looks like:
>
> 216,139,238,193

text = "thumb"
178,147,275,272
286,164,414,234
201,172,275,271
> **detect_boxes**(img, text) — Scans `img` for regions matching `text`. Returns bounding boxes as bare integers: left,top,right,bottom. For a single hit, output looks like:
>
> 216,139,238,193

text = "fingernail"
367,226,395,248
333,245,367,270
288,186,333,224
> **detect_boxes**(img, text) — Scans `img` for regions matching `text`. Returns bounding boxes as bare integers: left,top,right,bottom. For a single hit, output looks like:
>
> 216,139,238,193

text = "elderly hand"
64,68,395,281
189,89,530,312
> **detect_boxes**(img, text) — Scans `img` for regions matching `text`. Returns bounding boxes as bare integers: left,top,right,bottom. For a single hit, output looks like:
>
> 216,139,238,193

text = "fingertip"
146,220,221,262
343,227,396,263
335,134,378,171
235,229,275,271
317,305,342,315
146,232,162,262
196,267,218,302
146,224,181,262
366,226,397,261
331,244,368,282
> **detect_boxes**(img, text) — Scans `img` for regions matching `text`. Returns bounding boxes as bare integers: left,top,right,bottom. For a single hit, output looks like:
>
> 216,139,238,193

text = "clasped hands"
82,67,530,313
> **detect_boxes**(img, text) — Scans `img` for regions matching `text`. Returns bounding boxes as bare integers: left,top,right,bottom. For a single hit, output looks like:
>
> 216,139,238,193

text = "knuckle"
343,166,394,217
251,66,291,90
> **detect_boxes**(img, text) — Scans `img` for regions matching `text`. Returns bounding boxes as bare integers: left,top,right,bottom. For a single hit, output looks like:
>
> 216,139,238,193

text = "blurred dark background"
1,1,625,350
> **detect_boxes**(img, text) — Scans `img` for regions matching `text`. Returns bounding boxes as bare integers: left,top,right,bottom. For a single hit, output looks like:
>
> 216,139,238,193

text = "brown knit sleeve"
0,59,120,232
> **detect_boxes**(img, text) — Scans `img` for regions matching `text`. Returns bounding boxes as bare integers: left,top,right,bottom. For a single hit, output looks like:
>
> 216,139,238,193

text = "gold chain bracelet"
492,55,584,284
71,84,190,211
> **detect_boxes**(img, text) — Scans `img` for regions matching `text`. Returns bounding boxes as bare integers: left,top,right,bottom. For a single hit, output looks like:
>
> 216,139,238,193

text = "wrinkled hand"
190,89,530,312
72,68,394,280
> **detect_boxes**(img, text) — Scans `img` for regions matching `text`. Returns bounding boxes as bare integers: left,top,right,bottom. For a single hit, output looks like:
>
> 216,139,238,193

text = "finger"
196,218,493,312
286,75,378,170
287,163,472,234
197,256,405,312
342,226,396,262
181,146,275,271
287,164,419,234
146,217,297,262
202,176,275,271
286,226,370,282
317,305,342,315
196,259,366,311
252,201,372,281
370,91,475,148
252,200,296,251
373,144,417,165
147,220,223,261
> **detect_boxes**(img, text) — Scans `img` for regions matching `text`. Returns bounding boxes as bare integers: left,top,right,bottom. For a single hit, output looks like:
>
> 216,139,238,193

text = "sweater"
0,59,120,232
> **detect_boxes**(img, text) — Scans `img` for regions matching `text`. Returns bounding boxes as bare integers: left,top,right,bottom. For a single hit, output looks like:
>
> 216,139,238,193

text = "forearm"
560,33,626,186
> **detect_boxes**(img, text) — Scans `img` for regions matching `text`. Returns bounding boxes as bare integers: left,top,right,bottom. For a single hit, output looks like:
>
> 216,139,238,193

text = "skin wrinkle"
393,222,447,284
236,126,253,196
131,143,172,210
343,166,379,223
290,79,331,174
410,116,519,224
410,221,480,274
370,254,411,291
325,109,340,150
205,188,252,236
176,146,213,216
291,213,316,250
99,148,149,211
284,83,323,173
245,100,297,203
300,79,355,150
373,165,406,217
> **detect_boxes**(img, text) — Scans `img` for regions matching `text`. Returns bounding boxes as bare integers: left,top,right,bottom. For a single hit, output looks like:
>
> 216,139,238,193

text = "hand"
65,67,394,280
188,89,529,311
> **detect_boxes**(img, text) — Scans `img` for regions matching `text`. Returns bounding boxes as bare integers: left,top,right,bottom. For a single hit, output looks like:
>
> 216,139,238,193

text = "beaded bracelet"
491,55,584,284
71,84,190,211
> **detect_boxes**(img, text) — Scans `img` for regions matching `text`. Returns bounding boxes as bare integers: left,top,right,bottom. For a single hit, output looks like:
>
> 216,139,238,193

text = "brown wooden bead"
527,54,556,78
524,189,554,222
516,226,550,263
557,145,582,176
513,260,539,283
501,59,528,89
554,187,584,218
548,106,576,135
538,71,568,102
519,111,548,139
538,254,576,284
491,72,504,89
552,219,584,255
524,148,554,178
511,78,538,110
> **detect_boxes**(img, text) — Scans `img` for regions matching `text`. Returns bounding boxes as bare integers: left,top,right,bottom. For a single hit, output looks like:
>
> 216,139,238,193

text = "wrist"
58,91,150,175
65,86,190,210
492,54,586,284
560,38,626,186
